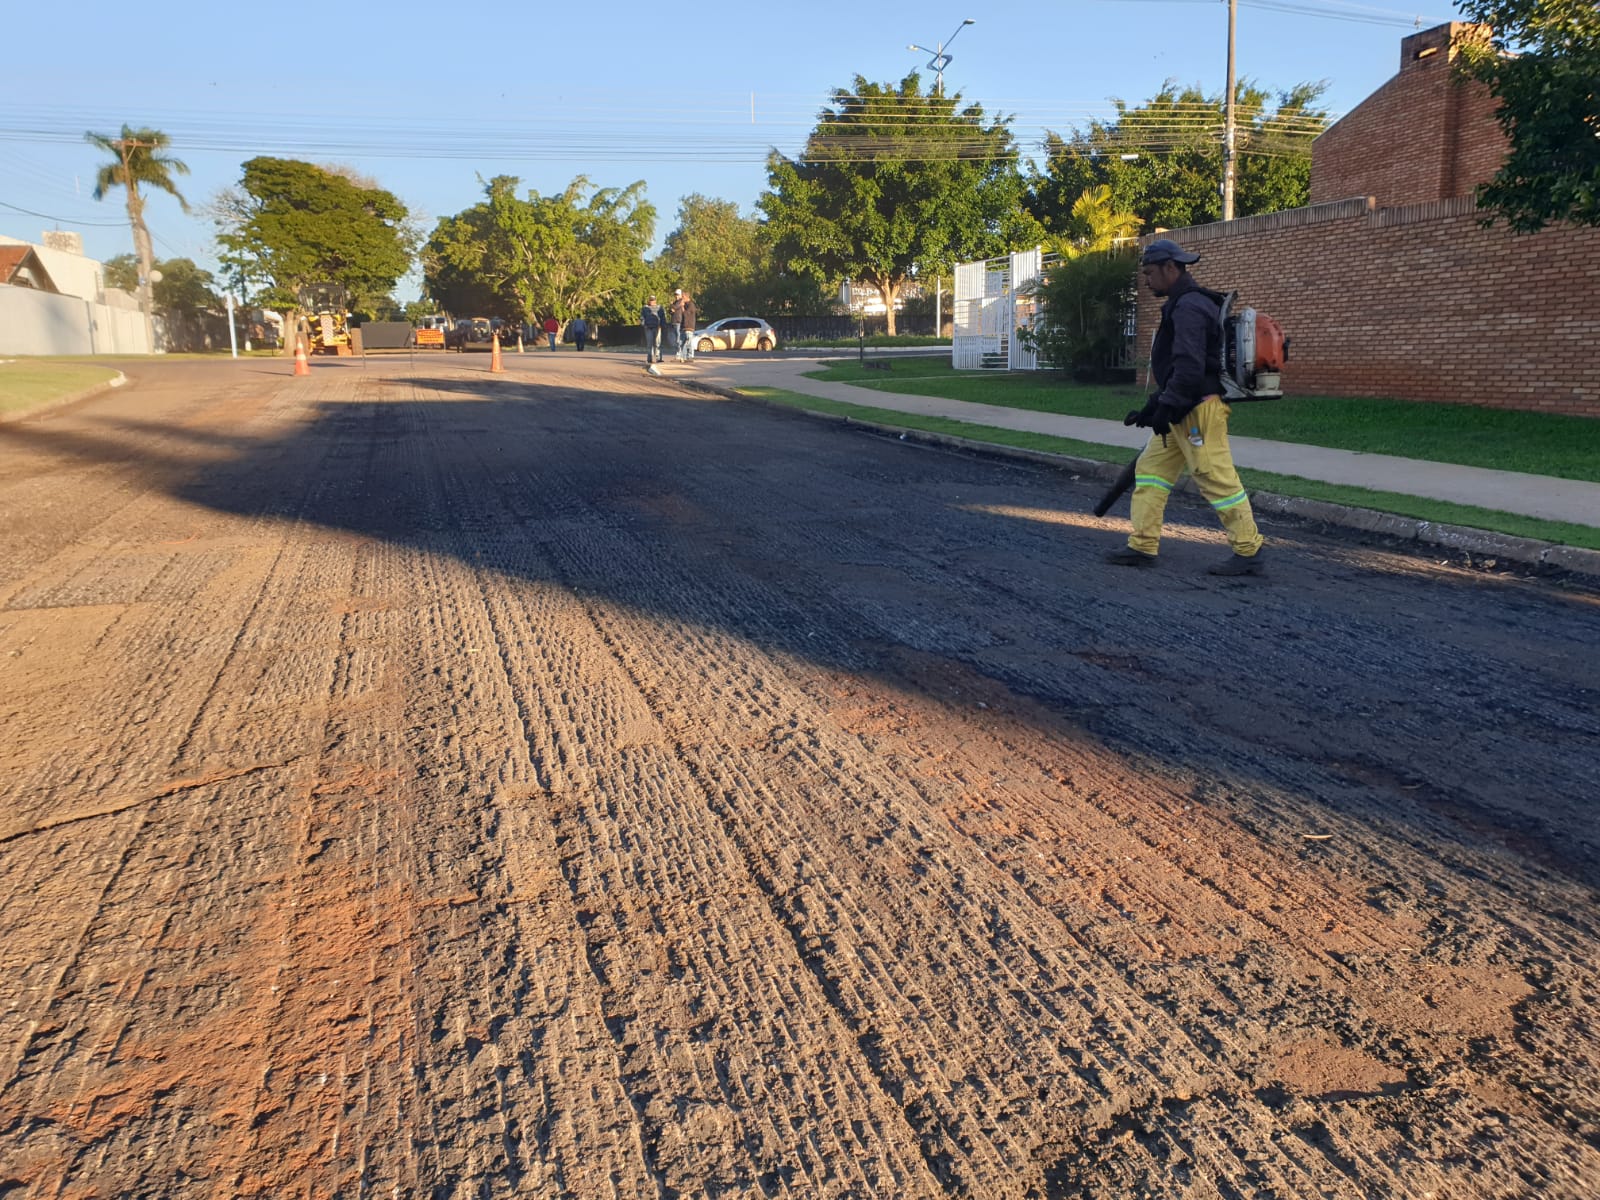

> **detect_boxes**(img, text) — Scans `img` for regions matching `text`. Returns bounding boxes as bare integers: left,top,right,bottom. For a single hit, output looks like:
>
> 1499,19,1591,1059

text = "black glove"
1126,396,1162,428
1151,402,1186,437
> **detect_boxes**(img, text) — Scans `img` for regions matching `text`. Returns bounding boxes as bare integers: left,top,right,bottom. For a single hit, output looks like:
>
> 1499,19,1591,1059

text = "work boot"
1105,547,1158,568
1208,551,1265,576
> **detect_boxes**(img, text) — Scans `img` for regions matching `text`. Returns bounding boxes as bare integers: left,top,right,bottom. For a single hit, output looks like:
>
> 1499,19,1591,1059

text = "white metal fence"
953,246,1142,375
952,247,1051,370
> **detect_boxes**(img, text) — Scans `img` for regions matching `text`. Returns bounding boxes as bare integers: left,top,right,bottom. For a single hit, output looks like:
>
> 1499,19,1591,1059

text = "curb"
677,377,1600,582
0,371,127,424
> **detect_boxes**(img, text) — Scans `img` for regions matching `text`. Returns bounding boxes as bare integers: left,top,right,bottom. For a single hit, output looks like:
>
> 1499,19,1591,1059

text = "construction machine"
296,282,354,355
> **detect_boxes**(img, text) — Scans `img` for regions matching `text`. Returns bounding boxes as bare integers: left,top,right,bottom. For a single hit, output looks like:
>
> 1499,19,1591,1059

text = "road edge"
677,376,1600,582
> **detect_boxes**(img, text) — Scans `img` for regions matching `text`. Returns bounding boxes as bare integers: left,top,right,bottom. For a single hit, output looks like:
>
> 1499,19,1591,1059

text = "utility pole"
1222,0,1238,221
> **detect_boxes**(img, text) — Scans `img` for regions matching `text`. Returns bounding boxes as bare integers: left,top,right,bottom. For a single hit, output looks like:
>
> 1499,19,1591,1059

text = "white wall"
0,286,151,355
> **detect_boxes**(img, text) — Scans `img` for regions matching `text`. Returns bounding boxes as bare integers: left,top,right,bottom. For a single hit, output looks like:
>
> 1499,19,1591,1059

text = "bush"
1020,249,1138,381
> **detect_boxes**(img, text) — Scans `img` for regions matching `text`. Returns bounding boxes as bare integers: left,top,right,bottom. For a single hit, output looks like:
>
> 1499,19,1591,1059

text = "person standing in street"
1106,238,1266,576
543,314,560,351
570,315,588,351
676,290,698,361
669,289,685,358
641,296,664,364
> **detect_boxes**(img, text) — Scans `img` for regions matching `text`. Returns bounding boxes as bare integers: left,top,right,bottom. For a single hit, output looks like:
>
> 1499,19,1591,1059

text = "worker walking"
1107,238,1266,576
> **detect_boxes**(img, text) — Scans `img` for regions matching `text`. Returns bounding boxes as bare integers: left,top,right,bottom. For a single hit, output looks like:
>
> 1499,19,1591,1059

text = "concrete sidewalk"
687,355,1600,529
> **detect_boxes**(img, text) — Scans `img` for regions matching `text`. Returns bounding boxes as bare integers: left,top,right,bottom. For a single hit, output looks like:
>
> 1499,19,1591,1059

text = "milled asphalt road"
685,353,1600,528
2,353,1597,1199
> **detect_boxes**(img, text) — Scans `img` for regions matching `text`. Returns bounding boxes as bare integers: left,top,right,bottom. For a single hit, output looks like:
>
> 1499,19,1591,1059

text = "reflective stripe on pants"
1127,396,1264,558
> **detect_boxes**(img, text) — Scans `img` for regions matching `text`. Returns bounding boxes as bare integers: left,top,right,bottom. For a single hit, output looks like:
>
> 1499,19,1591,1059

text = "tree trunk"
879,279,899,337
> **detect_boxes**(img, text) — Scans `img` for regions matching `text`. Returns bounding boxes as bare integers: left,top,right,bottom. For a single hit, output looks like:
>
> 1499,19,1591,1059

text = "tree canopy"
1458,0,1600,230
759,73,1034,333
657,194,831,321
212,157,415,311
425,175,655,326
1026,82,1329,234
105,254,218,317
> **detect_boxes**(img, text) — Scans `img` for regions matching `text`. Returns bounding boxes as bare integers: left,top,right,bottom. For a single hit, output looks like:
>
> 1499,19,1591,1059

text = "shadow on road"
3,364,1597,897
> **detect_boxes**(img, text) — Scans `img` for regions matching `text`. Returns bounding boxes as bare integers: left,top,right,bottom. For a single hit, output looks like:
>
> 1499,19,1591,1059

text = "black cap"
1141,238,1200,265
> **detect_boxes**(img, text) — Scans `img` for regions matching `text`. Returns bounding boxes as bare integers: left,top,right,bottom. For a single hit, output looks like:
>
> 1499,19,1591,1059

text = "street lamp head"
962,18,975,24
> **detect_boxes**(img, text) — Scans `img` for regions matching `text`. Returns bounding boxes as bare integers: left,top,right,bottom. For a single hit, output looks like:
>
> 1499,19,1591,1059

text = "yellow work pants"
1127,396,1264,558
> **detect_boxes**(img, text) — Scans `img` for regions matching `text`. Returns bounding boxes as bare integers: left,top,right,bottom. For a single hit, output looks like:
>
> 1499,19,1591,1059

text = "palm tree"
85,125,189,352
1050,185,1142,259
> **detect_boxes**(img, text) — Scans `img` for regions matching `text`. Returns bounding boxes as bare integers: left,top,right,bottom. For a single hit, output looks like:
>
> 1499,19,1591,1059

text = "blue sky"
2,0,1459,300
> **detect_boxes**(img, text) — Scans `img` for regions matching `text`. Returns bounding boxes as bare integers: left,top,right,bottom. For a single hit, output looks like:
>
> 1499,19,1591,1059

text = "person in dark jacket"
570,315,588,351
673,289,698,361
641,296,664,363
1106,238,1265,576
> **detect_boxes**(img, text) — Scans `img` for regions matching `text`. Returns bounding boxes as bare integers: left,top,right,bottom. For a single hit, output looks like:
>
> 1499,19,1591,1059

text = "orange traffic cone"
490,333,505,373
293,340,311,376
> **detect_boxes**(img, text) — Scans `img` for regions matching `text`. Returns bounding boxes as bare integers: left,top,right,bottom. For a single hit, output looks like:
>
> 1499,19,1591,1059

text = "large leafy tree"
760,73,1032,334
1458,0,1600,230
212,157,415,313
1026,82,1329,233
105,254,218,318
85,125,189,351
657,194,831,320
424,175,655,328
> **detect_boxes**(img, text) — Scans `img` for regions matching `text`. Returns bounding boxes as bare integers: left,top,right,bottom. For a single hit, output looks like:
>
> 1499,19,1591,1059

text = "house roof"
0,244,61,293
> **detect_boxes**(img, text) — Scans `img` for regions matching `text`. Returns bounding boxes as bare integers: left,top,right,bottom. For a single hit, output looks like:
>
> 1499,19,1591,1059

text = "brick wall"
1310,23,1508,207
1134,197,1600,417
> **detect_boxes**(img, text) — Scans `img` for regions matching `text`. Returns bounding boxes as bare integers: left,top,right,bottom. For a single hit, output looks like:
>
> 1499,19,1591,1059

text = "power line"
1098,0,1452,28
0,198,126,226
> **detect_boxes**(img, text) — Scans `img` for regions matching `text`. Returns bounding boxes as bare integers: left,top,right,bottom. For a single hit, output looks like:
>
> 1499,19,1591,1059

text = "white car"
693,317,778,353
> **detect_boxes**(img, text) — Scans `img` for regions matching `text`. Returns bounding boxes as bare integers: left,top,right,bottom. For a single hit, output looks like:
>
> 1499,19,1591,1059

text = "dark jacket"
680,298,696,331
1151,272,1223,416
641,302,663,329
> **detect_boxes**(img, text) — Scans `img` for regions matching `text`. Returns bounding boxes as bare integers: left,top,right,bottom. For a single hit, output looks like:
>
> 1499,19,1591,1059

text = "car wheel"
757,337,774,351
698,338,714,353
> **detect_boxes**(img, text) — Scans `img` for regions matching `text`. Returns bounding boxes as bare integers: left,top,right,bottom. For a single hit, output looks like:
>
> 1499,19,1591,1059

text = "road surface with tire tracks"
1,352,1595,1198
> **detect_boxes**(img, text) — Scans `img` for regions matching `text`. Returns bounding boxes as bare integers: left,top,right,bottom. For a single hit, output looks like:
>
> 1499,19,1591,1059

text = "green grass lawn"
0,361,122,416
741,385,1600,552
805,359,1600,484
786,334,948,349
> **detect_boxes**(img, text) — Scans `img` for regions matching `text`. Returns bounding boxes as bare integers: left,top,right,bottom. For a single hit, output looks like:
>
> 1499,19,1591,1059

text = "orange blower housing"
1218,291,1288,401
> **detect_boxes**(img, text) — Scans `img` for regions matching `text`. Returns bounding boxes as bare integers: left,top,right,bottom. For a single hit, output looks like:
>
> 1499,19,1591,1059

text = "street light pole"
1222,0,1238,221
908,17,975,97
906,18,974,337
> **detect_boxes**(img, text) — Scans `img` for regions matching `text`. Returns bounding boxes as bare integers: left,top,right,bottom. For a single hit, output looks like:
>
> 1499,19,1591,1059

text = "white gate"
1009,246,1042,370
952,246,1048,370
